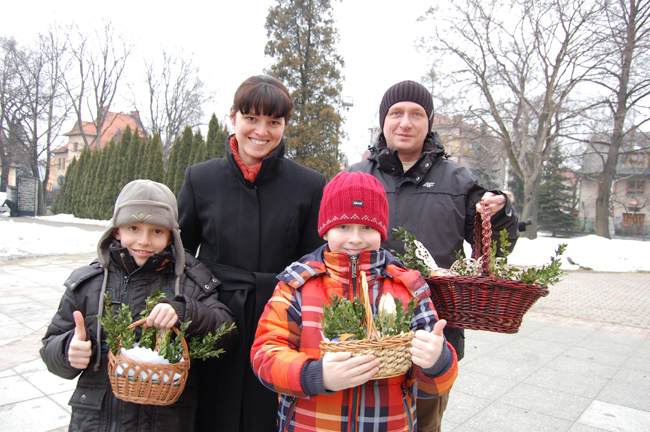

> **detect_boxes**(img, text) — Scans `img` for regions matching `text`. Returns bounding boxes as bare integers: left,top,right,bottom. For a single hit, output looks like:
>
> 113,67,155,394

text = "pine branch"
100,293,135,355
188,321,237,361
101,291,236,363
322,296,367,340
323,296,416,340
392,227,431,275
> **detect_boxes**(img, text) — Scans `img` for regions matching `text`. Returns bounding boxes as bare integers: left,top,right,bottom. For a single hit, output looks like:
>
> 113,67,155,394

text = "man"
350,80,518,431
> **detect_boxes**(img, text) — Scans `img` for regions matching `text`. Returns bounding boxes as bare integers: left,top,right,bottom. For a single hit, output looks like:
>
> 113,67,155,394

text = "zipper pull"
350,254,359,296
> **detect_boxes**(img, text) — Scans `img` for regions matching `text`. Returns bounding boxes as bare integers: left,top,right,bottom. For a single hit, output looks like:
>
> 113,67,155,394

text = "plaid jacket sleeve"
250,281,313,397
409,278,458,397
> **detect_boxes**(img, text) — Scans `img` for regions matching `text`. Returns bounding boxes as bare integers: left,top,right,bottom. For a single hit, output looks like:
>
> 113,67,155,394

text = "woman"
178,75,326,432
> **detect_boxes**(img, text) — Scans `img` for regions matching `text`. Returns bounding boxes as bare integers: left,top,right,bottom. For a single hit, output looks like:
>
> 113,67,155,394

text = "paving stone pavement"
0,253,649,432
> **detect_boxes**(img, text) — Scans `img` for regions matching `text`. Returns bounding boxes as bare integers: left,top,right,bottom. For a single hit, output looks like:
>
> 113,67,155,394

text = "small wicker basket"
319,271,414,380
107,318,190,406
427,211,549,333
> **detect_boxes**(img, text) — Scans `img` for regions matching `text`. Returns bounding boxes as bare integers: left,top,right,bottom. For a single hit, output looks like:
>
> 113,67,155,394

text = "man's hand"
322,352,380,391
476,192,506,218
68,311,92,369
146,303,178,329
411,319,447,369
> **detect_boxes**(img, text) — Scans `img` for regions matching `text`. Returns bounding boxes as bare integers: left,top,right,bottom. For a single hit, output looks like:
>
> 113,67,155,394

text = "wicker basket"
426,211,549,333
107,318,190,406
319,271,414,379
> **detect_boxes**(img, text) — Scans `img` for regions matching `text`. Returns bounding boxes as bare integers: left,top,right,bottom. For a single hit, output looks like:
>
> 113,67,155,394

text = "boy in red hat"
250,171,457,431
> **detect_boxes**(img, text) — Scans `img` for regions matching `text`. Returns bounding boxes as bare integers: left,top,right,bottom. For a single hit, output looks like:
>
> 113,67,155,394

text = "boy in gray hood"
41,179,233,432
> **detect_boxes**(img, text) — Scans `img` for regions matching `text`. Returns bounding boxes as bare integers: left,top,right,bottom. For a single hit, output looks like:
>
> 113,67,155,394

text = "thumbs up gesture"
411,319,447,369
67,311,92,369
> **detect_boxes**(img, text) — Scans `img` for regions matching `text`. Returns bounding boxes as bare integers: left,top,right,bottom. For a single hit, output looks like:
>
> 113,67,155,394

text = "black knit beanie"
379,80,434,131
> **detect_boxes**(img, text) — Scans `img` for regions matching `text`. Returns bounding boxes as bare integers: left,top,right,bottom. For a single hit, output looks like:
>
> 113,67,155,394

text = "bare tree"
588,0,650,237
61,22,130,150
140,51,207,155
0,37,22,192
38,31,72,203
0,31,70,212
421,0,602,237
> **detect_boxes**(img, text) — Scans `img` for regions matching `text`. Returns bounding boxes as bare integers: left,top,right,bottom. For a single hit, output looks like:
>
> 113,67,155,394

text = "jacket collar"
225,134,285,185
107,240,174,276
368,131,446,180
322,249,385,289
277,244,403,289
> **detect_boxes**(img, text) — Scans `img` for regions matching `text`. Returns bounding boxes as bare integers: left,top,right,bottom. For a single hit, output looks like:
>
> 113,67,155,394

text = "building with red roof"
47,110,145,191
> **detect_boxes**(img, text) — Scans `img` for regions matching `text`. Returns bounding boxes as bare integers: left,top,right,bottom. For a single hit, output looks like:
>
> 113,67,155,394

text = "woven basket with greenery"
319,271,414,380
107,318,190,406
426,211,561,333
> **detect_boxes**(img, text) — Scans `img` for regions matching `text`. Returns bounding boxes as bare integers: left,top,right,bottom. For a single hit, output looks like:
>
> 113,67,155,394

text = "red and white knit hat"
318,172,389,240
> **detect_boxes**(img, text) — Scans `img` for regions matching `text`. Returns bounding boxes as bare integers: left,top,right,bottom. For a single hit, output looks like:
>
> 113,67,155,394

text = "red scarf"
229,136,262,182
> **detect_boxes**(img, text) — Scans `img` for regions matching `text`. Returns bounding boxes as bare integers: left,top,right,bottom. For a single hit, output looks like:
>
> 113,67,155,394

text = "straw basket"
426,211,549,333
319,271,414,379
107,318,190,406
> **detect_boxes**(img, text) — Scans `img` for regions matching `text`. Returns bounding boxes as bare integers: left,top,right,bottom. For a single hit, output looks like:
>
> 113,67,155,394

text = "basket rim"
109,349,189,369
108,317,191,367
319,331,414,347
425,275,549,296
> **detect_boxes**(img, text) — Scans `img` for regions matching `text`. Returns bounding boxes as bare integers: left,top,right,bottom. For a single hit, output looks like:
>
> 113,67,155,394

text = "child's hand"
411,319,447,369
68,311,92,369
322,352,380,391
145,303,178,329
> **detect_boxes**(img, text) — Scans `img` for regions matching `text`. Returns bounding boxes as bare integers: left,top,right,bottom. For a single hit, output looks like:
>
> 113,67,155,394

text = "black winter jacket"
40,246,232,432
177,138,326,432
350,132,519,359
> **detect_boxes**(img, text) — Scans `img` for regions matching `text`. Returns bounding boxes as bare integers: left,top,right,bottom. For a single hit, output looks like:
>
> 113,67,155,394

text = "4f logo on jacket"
422,182,436,188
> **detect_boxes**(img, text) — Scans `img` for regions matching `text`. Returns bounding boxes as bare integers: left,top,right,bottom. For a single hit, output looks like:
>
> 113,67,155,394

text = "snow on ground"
507,234,649,273
1,215,649,272
0,217,103,258
35,213,110,226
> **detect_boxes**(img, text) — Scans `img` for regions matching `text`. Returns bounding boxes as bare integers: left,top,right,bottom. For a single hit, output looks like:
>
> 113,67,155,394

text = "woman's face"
231,111,286,165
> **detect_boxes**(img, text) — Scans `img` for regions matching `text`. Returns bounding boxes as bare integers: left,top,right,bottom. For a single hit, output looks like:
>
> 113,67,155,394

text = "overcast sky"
1,0,435,163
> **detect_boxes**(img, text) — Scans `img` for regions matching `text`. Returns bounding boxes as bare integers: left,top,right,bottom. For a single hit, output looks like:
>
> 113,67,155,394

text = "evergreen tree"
173,127,195,193
165,126,194,194
100,141,121,218
164,135,180,191
191,130,207,165
125,129,142,183
265,0,344,178
70,148,90,217
134,132,148,179
206,114,229,159
52,157,77,214
116,127,133,188
65,155,82,215
147,133,165,182
538,145,577,236
88,144,109,218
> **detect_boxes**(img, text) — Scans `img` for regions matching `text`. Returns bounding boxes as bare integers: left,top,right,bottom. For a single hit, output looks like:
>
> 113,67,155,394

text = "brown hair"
232,75,293,122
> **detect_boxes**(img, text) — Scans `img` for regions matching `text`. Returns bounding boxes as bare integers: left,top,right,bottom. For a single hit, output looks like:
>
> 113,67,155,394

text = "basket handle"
472,207,493,276
359,271,378,339
127,317,190,360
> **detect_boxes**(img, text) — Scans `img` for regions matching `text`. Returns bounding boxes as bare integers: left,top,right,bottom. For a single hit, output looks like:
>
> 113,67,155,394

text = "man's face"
382,101,429,162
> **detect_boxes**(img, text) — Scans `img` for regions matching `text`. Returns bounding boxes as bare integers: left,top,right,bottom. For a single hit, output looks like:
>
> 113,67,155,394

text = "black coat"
177,139,326,432
40,248,233,432
350,132,519,360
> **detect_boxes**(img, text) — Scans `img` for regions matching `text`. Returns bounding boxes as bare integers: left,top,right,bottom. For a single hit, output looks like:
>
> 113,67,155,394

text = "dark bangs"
232,75,293,121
